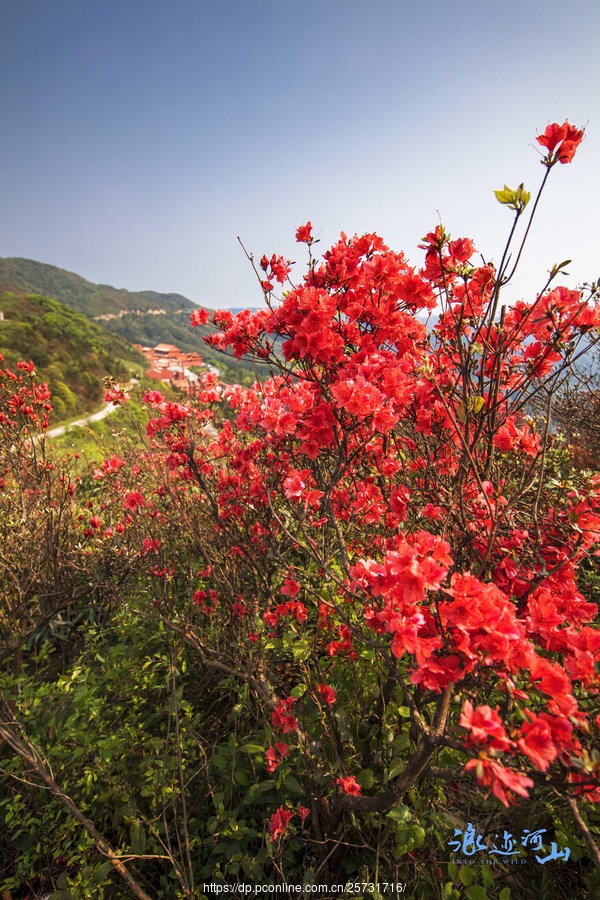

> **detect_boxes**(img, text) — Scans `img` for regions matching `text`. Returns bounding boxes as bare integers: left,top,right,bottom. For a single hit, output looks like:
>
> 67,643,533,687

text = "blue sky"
2,0,599,309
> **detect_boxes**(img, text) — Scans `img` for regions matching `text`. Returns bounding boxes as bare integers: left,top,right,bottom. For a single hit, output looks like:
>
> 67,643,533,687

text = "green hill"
0,291,145,419
0,257,197,318
0,257,269,385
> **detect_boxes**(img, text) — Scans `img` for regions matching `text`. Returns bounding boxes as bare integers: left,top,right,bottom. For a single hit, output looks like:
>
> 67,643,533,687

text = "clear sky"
2,0,599,309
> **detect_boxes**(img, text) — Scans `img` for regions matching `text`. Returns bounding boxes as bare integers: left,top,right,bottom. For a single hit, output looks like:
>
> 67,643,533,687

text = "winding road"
45,380,138,439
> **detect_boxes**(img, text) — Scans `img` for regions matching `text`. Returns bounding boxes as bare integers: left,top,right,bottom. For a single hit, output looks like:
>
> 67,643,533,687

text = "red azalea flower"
105,387,128,405
295,221,313,243
271,697,298,734
265,742,289,773
142,390,165,405
93,455,125,478
448,237,476,263
142,538,161,554
459,699,514,752
123,491,146,510
536,120,584,165
190,308,210,326
268,806,294,841
517,711,558,772
465,757,533,808
318,684,337,705
280,576,301,597
336,775,362,795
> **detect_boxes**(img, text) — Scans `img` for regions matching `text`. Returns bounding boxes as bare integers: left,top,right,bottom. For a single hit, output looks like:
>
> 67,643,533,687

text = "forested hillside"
0,291,144,417
0,257,266,385
0,258,197,317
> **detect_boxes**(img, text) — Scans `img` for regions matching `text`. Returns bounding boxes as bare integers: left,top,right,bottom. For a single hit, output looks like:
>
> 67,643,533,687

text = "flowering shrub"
135,120,600,818
2,122,599,893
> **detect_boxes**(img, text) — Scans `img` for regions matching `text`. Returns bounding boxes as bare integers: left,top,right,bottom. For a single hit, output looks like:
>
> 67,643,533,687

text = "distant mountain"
0,291,144,419
0,258,198,318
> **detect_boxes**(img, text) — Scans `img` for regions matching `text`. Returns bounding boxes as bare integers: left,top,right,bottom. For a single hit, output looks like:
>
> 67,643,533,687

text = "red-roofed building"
135,343,205,394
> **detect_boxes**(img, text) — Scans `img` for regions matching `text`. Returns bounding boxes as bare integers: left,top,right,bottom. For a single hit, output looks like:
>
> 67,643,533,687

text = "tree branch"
0,722,152,900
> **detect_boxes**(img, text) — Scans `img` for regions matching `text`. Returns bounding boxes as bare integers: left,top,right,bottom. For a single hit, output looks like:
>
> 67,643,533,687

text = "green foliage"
0,291,144,417
0,612,189,895
494,183,531,212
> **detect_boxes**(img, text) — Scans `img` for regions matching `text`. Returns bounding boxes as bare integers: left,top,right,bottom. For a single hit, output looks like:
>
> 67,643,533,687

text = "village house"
134,342,205,394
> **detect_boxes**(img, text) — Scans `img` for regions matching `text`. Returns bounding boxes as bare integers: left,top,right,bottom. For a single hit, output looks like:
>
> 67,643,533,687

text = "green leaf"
242,779,275,805
550,259,572,279
388,759,407,781
292,642,311,663
481,866,495,889
459,866,476,886
289,683,307,699
494,185,515,205
284,775,305,796
406,824,426,850
242,742,265,754
471,396,485,414
442,885,458,899
465,887,488,900
493,183,530,212
130,821,146,855
356,768,375,789
93,861,113,883
386,804,413,825
499,889,511,900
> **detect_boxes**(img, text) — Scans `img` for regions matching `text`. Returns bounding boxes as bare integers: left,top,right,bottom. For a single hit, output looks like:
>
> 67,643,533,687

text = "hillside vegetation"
0,257,267,385
0,257,197,318
0,291,144,418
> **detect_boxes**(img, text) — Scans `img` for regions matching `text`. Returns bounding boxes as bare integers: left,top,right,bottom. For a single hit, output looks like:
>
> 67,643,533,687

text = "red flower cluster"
129,121,600,818
267,804,310,841
265,742,289,773
318,684,336,705
271,697,298,734
295,221,313,243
